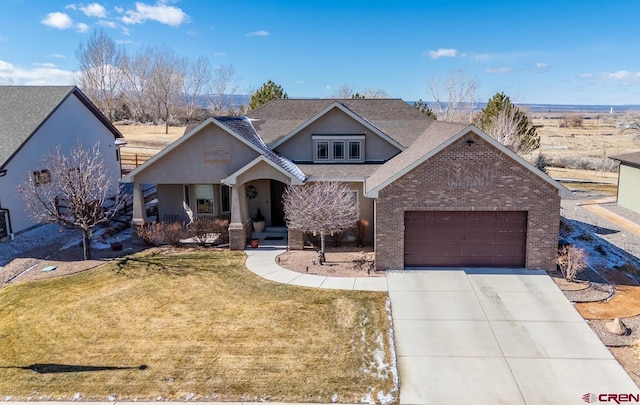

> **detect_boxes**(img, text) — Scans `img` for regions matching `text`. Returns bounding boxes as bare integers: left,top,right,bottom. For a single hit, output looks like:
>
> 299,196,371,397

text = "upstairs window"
312,135,364,162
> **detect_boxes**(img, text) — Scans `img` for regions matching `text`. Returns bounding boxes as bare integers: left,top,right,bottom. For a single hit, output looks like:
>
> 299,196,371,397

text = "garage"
404,211,527,268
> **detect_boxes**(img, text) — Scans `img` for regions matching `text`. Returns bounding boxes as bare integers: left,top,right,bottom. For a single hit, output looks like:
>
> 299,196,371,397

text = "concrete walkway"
244,246,387,291
244,246,639,404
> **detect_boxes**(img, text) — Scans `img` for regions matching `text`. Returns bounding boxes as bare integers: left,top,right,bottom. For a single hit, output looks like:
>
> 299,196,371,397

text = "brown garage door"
404,211,527,268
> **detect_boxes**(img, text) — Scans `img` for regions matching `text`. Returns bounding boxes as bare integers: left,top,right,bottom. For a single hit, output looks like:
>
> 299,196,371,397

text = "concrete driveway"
387,269,639,405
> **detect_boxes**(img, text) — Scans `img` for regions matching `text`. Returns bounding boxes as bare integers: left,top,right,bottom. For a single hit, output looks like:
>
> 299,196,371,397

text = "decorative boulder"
605,318,628,336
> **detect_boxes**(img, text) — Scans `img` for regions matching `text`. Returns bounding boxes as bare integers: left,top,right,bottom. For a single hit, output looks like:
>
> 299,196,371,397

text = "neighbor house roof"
365,123,572,198
247,98,434,148
0,85,122,169
610,152,640,169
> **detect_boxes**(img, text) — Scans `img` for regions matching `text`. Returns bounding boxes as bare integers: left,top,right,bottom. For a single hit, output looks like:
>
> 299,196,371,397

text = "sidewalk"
244,245,388,291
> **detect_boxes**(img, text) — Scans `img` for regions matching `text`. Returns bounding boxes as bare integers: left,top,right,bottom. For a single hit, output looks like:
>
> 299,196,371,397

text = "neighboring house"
0,86,124,240
610,152,640,215
123,99,570,271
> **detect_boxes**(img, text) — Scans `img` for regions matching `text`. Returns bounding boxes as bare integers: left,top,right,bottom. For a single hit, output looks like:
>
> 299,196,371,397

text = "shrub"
559,217,574,237
330,230,345,247
557,245,588,282
137,221,185,246
188,217,230,246
355,218,369,247
618,262,640,277
535,153,549,174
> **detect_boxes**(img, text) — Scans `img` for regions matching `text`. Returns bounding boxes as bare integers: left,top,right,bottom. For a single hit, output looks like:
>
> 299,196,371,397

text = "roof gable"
611,151,640,168
122,116,305,183
269,101,405,151
0,85,122,169
247,98,434,148
365,124,571,198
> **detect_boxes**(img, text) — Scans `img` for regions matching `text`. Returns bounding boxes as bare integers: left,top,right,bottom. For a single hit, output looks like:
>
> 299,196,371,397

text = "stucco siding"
0,93,120,235
374,132,561,271
274,108,401,162
133,124,260,184
618,164,640,214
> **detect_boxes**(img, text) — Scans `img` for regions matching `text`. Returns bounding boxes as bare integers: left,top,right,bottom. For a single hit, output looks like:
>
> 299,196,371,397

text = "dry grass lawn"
0,248,397,403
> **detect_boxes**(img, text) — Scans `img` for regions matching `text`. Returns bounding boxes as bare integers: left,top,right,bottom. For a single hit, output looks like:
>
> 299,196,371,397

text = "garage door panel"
404,211,527,268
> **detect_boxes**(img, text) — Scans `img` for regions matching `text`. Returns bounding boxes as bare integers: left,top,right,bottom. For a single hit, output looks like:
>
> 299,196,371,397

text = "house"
123,99,570,271
610,152,640,215
0,86,124,240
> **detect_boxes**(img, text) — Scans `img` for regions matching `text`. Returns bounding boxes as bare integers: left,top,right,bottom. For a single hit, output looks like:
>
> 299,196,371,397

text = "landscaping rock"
605,318,628,336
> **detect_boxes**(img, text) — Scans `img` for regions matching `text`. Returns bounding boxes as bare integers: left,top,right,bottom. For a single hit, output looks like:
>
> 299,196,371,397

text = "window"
316,141,329,160
348,141,361,160
33,169,51,186
221,185,230,213
312,135,365,162
195,184,214,214
184,185,191,207
333,141,344,159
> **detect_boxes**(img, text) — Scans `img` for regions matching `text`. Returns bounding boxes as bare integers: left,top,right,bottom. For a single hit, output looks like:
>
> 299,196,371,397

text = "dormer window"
313,135,364,163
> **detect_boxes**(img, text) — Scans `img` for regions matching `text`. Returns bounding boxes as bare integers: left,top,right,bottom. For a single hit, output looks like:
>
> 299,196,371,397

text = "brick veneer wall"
288,229,304,250
375,132,561,271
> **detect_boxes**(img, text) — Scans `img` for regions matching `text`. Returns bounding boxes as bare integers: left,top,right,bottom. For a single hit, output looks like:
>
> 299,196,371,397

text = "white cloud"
325,84,331,90
76,22,90,33
213,52,227,57
606,70,632,79
48,54,66,59
97,20,118,28
33,62,57,68
41,12,74,29
474,54,490,61
485,67,511,74
245,30,269,37
121,2,188,26
79,3,107,18
0,59,77,85
579,73,593,78
536,63,548,69
427,48,458,59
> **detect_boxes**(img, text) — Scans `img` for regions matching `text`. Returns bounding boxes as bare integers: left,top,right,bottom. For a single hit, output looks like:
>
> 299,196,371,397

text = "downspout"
0,169,14,240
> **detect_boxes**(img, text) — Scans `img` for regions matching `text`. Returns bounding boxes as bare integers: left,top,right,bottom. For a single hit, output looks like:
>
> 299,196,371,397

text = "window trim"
195,184,215,215
312,135,365,162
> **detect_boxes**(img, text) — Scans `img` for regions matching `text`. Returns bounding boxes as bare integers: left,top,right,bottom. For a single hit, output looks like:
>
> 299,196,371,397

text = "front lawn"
0,248,397,403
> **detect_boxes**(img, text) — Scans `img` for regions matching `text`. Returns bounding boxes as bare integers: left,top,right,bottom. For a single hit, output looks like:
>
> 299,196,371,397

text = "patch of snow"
0,223,77,267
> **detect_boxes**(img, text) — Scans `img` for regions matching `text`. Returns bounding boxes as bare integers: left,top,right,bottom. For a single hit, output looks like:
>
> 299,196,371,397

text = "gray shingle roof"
247,98,434,148
214,116,306,182
0,85,121,169
296,164,382,181
611,152,640,168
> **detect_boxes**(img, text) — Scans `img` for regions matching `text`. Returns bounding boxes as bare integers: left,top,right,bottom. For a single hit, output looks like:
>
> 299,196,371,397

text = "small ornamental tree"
18,142,124,260
283,181,359,263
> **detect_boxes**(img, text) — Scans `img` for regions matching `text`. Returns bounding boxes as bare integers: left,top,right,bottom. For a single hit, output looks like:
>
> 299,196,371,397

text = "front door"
270,180,287,226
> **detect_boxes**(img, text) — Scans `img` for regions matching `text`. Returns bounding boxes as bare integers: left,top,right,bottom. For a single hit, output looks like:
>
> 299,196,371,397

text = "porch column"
130,180,148,228
229,185,247,250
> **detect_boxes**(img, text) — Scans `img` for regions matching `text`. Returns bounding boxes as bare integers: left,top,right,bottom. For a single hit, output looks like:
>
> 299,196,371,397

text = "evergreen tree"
474,92,540,155
248,80,288,111
413,99,438,120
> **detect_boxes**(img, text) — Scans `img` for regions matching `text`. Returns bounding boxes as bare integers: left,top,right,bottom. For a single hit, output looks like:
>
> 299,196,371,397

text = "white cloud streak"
427,48,458,59
121,2,188,26
485,67,512,74
245,30,269,37
79,3,107,18
0,60,77,85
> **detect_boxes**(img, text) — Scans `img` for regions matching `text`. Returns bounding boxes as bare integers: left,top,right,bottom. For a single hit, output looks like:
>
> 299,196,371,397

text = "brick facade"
288,229,304,250
375,131,561,271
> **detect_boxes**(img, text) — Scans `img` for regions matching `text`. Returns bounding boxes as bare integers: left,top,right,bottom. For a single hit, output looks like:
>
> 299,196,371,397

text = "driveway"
387,269,639,405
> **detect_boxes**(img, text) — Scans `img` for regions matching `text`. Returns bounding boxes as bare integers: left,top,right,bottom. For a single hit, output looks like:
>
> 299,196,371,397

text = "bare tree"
121,46,155,122
283,181,359,262
76,29,125,121
209,64,239,116
428,69,479,122
183,55,212,121
332,85,356,99
148,46,187,133
17,142,124,260
331,85,388,99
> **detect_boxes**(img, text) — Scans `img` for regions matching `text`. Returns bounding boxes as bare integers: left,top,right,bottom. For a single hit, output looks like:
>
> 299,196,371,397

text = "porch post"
229,185,247,250
130,180,148,228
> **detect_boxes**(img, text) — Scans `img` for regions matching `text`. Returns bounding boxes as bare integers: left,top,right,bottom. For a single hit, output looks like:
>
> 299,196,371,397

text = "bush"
330,230,345,247
557,245,588,282
535,153,549,174
137,221,185,246
188,217,230,246
559,217,574,237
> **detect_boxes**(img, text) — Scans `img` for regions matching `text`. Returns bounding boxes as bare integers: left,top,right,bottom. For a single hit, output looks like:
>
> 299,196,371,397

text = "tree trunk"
82,230,92,260
319,233,326,264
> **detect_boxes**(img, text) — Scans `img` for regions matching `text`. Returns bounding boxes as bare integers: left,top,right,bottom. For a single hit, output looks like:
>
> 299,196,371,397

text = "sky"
1,0,640,106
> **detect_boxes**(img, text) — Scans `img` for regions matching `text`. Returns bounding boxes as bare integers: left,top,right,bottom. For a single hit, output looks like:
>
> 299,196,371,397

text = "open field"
0,248,396,402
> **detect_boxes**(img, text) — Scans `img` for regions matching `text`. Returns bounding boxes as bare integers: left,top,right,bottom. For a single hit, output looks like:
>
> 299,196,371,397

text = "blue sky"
1,0,639,105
